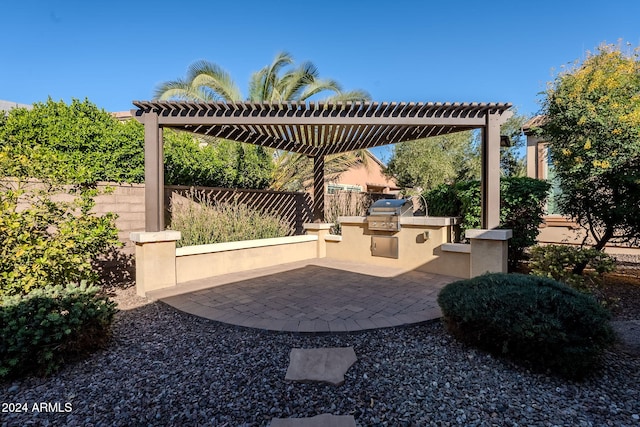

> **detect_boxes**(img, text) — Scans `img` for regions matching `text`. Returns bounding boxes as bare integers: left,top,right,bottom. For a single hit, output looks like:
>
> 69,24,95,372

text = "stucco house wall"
329,150,400,195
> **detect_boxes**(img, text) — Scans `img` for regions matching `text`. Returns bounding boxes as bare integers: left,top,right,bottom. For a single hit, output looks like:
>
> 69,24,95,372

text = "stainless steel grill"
366,199,413,232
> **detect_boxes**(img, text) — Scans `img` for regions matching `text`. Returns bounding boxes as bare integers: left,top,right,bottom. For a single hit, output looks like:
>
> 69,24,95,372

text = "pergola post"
480,112,503,229
312,152,326,222
144,111,164,232
132,112,180,297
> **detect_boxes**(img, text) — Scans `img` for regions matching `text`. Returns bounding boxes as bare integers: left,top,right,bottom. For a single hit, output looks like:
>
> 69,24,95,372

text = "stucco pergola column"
130,230,181,296
466,229,512,276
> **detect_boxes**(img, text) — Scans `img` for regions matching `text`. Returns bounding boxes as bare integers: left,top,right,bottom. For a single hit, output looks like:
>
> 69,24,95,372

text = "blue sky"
2,0,639,161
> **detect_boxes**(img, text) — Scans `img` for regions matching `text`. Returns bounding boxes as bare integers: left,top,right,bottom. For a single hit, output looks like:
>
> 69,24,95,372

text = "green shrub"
499,178,551,267
437,273,615,379
0,190,120,298
169,191,293,247
529,245,616,292
424,177,550,269
0,282,117,378
454,180,482,231
423,183,462,218
164,131,237,188
0,98,145,184
164,132,274,189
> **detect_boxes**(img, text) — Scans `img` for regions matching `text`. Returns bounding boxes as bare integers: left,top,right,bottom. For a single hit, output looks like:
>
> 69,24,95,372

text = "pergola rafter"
133,100,513,232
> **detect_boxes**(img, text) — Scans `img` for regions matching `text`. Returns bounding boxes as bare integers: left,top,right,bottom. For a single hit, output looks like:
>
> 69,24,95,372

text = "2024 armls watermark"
2,402,73,413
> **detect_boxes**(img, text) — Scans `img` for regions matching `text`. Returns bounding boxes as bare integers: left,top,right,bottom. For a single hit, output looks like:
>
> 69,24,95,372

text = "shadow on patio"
148,258,457,333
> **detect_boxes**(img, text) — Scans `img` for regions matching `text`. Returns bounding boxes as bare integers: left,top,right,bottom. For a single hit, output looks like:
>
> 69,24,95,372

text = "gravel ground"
2,288,640,427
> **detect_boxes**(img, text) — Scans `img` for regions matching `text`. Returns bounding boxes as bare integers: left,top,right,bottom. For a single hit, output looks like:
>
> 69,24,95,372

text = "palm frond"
270,151,311,191
325,151,366,176
248,72,264,102
294,61,320,82
326,89,372,103
154,79,212,101
297,78,342,101
250,52,294,102
186,60,243,101
154,86,186,101
279,72,316,101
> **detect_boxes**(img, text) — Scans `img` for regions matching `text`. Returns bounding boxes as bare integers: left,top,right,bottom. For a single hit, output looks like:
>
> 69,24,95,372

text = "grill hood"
367,199,413,216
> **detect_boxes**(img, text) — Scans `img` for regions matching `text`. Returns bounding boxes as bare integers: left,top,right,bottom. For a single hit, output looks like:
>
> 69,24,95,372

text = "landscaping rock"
2,288,639,427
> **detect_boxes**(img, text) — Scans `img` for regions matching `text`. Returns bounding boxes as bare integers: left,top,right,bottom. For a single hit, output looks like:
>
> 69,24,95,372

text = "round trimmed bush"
437,273,615,379
0,283,117,379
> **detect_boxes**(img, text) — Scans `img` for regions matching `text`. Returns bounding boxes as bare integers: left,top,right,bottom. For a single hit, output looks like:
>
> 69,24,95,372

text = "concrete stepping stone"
270,414,357,427
285,347,357,386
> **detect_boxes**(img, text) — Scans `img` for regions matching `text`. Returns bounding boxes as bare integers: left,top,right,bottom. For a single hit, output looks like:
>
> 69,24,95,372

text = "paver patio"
150,258,457,333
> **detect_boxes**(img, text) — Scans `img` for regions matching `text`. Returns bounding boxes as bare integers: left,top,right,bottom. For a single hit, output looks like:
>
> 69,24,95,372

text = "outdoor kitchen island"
322,210,473,279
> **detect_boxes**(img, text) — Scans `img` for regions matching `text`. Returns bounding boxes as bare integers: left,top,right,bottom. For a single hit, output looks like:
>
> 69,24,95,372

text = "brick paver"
154,258,458,333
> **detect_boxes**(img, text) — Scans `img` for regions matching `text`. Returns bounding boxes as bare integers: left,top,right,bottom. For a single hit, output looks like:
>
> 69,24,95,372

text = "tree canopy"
499,111,529,177
385,131,478,191
539,42,640,265
385,110,529,192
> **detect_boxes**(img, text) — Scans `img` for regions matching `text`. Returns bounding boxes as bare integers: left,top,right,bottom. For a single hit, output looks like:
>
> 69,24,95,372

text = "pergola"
133,100,513,232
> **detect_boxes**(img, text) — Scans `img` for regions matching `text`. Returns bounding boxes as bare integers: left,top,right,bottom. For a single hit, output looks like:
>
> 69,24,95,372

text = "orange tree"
539,43,640,273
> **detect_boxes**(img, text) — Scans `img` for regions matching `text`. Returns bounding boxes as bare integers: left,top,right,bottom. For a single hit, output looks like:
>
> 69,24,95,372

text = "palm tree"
155,51,369,103
155,52,371,190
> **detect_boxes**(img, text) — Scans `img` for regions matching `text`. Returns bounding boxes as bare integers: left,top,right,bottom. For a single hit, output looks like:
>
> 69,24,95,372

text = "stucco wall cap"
400,216,460,226
465,229,513,241
337,216,366,224
176,235,317,257
130,230,182,243
442,243,471,253
303,222,333,230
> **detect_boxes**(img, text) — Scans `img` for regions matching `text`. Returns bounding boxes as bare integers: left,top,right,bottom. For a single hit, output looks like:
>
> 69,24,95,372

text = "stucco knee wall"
175,237,318,283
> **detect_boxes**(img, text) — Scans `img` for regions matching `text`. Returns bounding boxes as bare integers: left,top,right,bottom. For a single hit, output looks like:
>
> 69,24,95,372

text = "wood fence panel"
165,185,312,235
